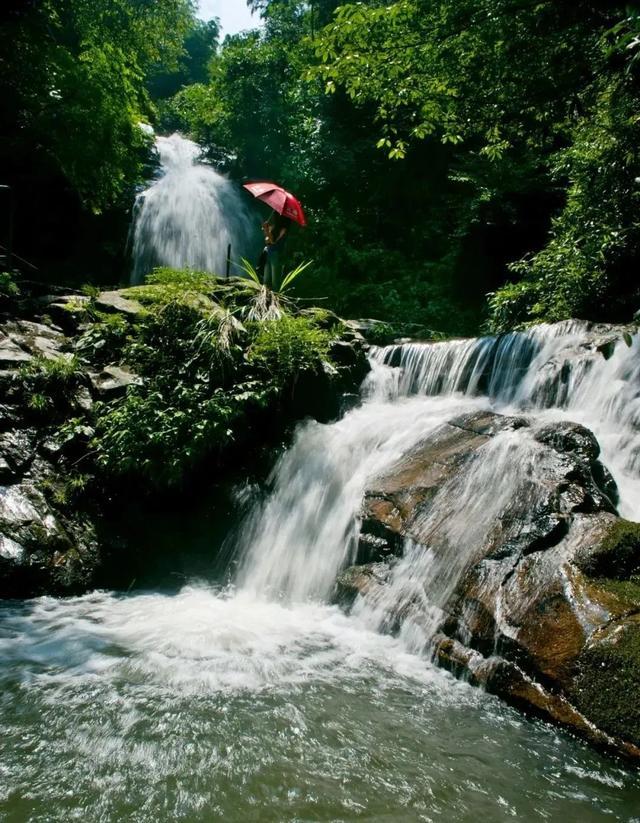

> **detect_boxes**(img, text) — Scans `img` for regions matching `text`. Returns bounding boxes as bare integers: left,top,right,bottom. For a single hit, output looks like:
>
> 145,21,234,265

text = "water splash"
235,394,487,602
352,429,552,651
130,133,256,284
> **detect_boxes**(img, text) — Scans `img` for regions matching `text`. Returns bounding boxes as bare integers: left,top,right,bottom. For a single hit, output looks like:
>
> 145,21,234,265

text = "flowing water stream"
2,321,640,820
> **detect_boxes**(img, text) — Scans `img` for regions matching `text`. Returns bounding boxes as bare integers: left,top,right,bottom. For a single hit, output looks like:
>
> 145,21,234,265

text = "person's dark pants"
264,247,282,289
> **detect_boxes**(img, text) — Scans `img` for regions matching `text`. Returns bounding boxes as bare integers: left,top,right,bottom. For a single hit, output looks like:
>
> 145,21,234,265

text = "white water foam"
130,134,255,283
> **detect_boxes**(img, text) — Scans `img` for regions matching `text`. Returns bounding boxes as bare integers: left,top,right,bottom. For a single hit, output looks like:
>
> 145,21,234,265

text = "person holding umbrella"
243,181,307,290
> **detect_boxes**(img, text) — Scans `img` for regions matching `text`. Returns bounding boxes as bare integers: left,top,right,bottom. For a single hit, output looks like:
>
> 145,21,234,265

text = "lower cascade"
3,320,640,818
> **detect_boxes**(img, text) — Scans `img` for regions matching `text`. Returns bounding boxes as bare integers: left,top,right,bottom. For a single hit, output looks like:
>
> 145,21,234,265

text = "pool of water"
1,584,639,822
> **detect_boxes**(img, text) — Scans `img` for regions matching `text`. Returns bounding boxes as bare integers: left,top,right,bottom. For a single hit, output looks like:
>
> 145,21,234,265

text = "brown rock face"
349,409,640,760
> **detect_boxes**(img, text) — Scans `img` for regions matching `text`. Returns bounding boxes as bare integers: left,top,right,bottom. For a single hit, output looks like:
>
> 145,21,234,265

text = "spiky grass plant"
232,258,314,321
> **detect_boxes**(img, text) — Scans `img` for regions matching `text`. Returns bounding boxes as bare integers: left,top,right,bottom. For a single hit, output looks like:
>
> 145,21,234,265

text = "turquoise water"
1,586,639,822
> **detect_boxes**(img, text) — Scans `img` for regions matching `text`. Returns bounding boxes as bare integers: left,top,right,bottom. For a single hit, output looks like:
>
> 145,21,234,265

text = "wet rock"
3,319,67,360
43,294,91,332
72,385,94,413
0,480,97,598
0,456,14,483
0,403,20,431
0,483,70,552
0,331,32,367
0,533,26,563
95,290,144,318
329,339,363,368
437,637,640,758
356,409,640,759
335,562,391,607
570,615,640,751
344,318,393,345
89,365,143,399
0,428,37,476
359,411,533,555
39,425,94,463
573,518,640,579
534,421,600,464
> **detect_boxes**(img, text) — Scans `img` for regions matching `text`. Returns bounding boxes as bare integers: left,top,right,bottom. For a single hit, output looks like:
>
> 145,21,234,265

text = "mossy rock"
575,519,640,580
571,617,640,747
593,577,640,609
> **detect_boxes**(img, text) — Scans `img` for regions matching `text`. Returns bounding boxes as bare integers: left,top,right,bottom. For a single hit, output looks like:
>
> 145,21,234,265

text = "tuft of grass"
19,355,83,418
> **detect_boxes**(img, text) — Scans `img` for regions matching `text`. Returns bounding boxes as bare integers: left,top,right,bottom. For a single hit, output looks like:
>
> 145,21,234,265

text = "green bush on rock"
18,355,84,418
247,315,332,381
87,270,351,489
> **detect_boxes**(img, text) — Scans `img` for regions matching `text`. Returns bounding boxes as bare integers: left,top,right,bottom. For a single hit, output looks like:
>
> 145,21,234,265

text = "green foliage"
92,277,338,488
488,75,640,329
0,272,20,301
230,259,315,321
486,281,542,334
42,472,91,507
27,393,50,414
313,0,640,329
7,0,640,332
148,18,220,100
20,355,81,392
19,355,83,418
247,315,332,380
76,312,132,367
1,0,195,211
94,385,240,486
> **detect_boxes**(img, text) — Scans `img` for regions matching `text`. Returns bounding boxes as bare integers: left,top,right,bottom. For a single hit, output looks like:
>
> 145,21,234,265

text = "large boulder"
348,409,640,759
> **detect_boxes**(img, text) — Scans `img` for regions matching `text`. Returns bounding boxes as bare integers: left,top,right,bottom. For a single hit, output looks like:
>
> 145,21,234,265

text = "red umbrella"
243,181,307,226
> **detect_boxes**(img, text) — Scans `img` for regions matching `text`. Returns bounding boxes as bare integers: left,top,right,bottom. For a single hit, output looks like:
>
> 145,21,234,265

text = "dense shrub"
89,272,343,488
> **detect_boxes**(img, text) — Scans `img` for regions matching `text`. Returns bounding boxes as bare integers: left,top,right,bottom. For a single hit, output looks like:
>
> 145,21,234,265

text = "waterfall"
371,320,640,517
233,319,640,613
130,133,255,284
5,321,640,815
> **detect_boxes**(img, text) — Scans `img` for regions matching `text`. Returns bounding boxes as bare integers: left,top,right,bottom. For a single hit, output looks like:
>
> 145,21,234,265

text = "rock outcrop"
343,409,640,760
0,284,369,597
0,305,99,596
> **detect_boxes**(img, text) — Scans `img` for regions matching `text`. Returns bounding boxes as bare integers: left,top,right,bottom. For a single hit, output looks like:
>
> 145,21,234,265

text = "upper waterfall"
130,133,255,284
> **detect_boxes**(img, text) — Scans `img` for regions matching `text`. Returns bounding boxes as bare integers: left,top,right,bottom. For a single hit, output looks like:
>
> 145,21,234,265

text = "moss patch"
575,519,640,579
572,619,640,747
593,577,640,609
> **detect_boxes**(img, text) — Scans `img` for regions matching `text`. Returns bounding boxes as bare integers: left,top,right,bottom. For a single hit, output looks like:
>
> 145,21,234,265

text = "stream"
2,319,640,820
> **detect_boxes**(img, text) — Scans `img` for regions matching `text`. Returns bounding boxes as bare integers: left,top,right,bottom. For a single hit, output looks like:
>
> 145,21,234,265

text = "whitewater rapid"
3,320,640,819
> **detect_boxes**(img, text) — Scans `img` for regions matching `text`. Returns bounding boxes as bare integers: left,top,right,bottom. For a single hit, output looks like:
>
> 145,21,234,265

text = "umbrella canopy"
243,181,307,227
